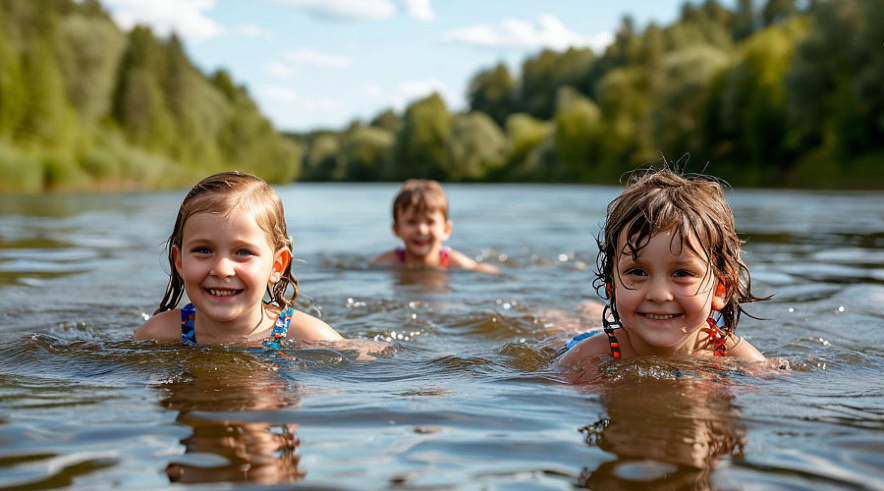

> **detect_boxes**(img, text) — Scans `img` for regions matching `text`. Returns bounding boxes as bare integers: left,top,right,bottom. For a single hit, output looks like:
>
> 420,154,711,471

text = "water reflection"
577,361,746,489
392,266,452,295
156,351,305,485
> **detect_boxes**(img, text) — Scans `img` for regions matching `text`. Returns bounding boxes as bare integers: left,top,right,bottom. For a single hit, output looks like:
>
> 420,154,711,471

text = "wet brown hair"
155,171,297,314
392,179,449,223
595,167,768,336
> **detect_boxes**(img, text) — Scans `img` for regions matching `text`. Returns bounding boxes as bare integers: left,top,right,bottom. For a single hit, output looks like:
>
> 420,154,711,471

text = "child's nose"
211,257,235,277
646,277,674,302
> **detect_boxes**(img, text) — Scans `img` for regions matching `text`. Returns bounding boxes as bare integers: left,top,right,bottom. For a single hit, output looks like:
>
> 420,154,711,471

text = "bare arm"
286,309,344,341
133,309,182,343
372,249,400,265
727,335,766,361
447,249,499,274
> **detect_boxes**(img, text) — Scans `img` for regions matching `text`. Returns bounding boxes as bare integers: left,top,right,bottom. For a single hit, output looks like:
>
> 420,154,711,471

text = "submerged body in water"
0,184,881,489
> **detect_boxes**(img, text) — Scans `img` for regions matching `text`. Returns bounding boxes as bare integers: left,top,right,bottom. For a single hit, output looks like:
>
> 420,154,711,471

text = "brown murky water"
0,183,881,489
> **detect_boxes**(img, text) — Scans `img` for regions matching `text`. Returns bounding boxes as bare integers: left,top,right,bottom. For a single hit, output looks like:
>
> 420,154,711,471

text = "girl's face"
612,228,727,354
173,207,284,328
393,207,452,264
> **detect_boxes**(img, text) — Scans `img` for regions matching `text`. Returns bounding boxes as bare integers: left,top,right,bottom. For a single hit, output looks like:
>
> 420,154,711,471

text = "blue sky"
99,0,734,133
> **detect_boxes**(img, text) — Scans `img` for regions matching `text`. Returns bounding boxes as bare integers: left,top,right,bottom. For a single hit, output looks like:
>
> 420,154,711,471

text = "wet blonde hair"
595,167,767,336
392,179,449,223
155,171,296,314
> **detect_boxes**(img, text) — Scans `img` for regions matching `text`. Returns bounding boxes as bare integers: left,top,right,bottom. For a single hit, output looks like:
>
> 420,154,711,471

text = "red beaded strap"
703,317,728,357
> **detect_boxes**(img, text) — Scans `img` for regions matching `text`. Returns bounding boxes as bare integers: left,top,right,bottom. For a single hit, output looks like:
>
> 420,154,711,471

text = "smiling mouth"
206,288,241,297
643,313,679,320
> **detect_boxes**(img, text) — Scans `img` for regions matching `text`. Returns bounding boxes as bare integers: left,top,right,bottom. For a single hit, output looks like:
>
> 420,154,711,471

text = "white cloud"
235,24,273,39
101,0,224,43
362,84,384,99
443,13,613,52
266,61,295,78
273,0,395,21
261,85,299,103
358,79,450,113
283,48,352,68
402,0,435,21
259,85,345,115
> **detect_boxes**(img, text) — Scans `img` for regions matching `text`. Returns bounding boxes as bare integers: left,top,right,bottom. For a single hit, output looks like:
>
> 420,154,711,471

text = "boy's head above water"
392,179,449,223
374,179,499,274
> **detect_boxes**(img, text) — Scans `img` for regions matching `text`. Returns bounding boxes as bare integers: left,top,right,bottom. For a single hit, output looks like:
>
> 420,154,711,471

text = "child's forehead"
616,227,710,261
182,208,273,242
396,205,445,219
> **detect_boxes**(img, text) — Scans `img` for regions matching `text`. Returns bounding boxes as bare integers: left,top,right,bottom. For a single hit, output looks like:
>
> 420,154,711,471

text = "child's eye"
192,247,211,254
624,268,647,277
236,249,255,257
673,270,695,278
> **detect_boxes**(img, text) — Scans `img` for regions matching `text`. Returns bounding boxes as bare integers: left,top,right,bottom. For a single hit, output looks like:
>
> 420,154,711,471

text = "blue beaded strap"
180,303,197,345
552,331,598,359
262,308,293,351
565,331,595,350
179,303,292,349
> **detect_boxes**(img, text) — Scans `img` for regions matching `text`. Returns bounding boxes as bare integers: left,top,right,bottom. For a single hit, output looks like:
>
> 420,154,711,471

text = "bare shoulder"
728,335,767,361
447,249,499,274
286,309,344,341
373,249,399,265
133,309,181,342
554,331,613,369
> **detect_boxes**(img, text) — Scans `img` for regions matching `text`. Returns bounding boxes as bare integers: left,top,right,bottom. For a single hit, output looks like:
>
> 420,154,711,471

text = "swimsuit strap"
181,303,197,345
394,246,450,268
262,307,294,350
602,322,622,359
554,323,622,360
703,317,728,357
178,303,293,348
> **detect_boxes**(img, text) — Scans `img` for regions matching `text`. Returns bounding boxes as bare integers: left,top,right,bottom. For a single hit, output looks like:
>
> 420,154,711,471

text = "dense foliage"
0,0,880,191
0,0,301,192
298,0,883,188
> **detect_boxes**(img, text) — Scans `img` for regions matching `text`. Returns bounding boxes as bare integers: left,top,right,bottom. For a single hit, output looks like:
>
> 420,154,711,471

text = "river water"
0,183,881,490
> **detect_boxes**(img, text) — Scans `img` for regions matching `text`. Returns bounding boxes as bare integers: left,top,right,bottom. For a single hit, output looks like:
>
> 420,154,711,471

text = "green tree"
56,7,124,126
499,113,549,181
467,62,517,128
447,111,506,180
0,10,26,139
20,38,78,149
304,132,341,180
370,108,402,133
341,125,394,181
390,92,452,180
719,20,806,174
112,26,175,151
553,87,603,181
596,66,654,165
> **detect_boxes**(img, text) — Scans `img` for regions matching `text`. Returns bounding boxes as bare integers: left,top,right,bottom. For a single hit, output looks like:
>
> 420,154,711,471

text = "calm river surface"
0,183,882,490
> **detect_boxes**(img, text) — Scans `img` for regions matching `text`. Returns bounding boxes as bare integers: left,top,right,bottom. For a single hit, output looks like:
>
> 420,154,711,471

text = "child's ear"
442,219,453,239
172,245,183,276
273,248,292,275
711,281,728,310
392,222,402,238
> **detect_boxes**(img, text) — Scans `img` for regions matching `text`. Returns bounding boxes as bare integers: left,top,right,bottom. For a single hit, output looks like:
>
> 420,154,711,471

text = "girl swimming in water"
556,167,775,368
134,171,343,346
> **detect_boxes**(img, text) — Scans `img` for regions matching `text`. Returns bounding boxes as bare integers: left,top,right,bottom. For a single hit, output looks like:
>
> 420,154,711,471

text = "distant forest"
0,0,881,192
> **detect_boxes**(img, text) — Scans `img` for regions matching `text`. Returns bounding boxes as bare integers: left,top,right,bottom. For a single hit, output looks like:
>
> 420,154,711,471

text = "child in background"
373,179,499,274
555,168,779,369
134,171,343,346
